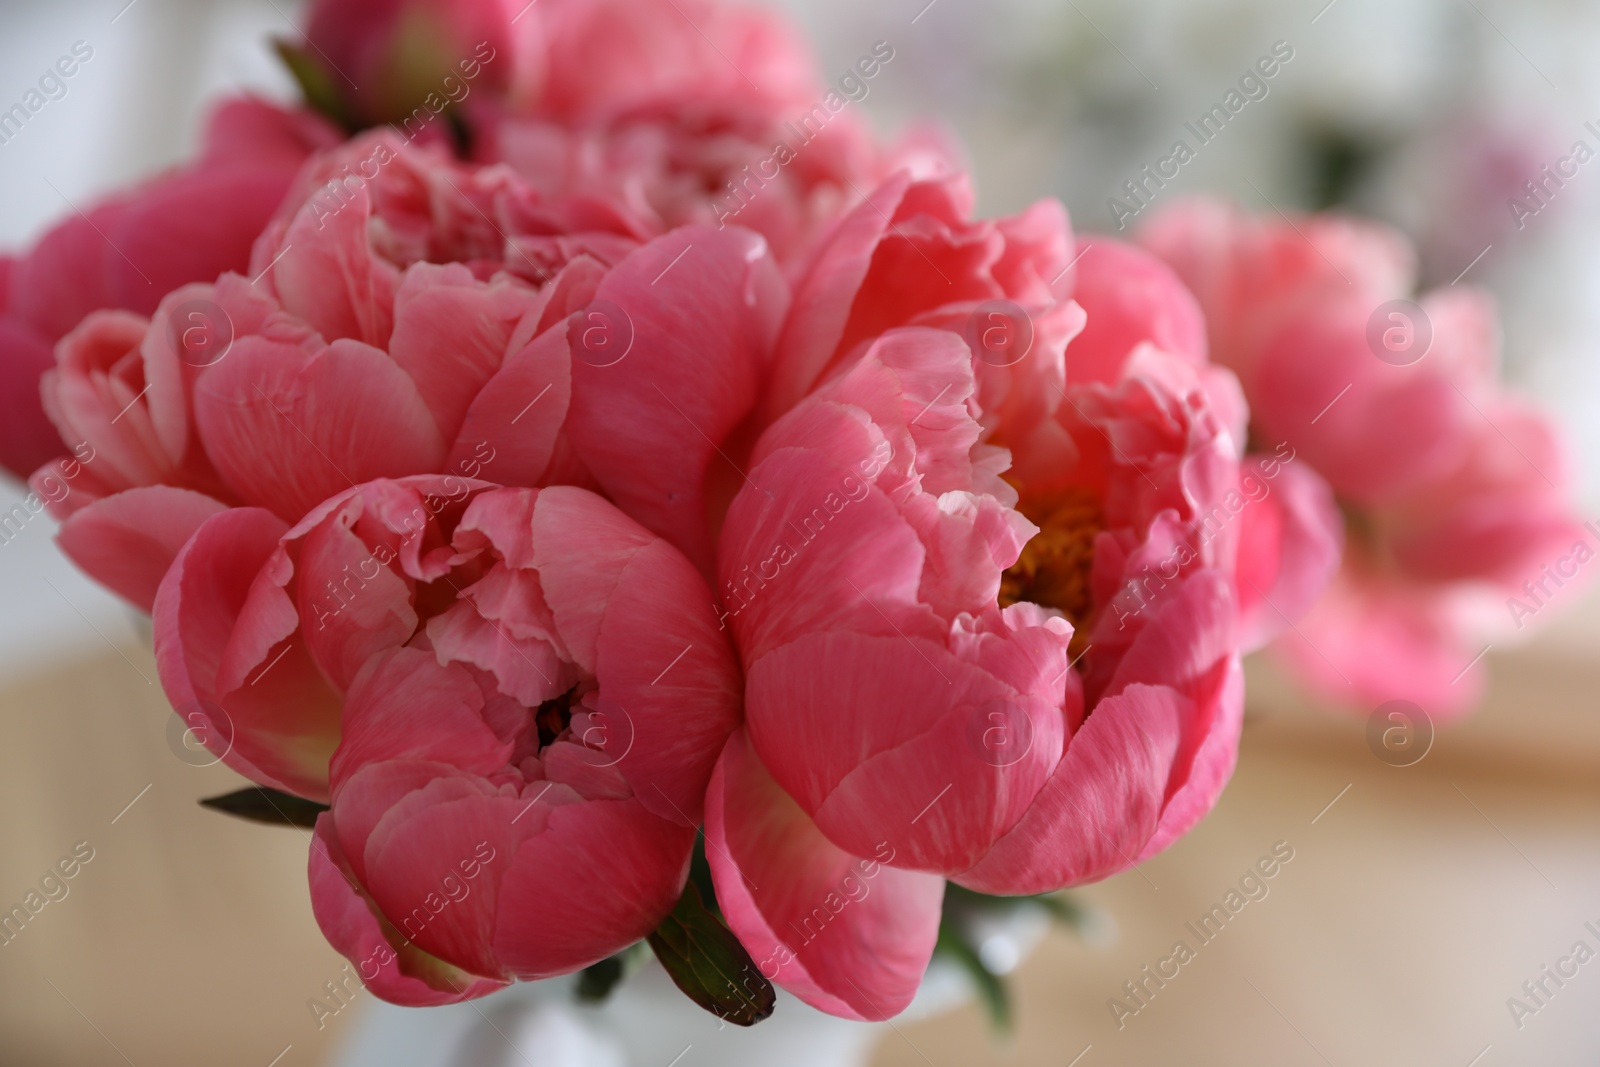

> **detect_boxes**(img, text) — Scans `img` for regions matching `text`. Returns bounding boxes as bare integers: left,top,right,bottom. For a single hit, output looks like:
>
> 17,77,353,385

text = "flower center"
535,687,579,751
998,488,1105,639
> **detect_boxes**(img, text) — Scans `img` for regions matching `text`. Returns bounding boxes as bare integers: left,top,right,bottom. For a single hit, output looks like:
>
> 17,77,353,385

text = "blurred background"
0,0,1595,1064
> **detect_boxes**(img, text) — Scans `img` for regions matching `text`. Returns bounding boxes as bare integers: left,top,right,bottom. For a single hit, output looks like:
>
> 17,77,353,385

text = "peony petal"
749,631,1063,873
194,336,447,521
333,649,512,783
55,486,229,611
563,225,786,573
386,264,540,444
154,507,341,798
954,682,1184,894
492,797,694,979
1235,457,1343,652
446,318,572,489
705,730,944,1021
591,537,742,825
309,813,508,1006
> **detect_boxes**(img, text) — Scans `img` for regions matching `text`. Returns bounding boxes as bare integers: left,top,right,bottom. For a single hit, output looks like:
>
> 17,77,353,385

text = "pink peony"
153,477,738,1000
35,132,784,608
1139,197,1586,713
0,98,336,480
766,173,1337,650
154,474,741,804
707,295,1248,1017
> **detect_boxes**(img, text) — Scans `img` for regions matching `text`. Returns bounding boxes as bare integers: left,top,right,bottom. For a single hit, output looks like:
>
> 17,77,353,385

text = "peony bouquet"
3,0,1585,1029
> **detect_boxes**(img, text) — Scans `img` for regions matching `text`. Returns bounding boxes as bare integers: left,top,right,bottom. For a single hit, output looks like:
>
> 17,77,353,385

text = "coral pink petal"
705,730,944,1021
446,319,571,487
0,317,61,478
719,443,930,664
492,798,694,979
195,336,446,521
954,682,1184,895
1138,658,1244,861
564,225,786,573
294,500,421,692
529,486,657,673
154,507,338,796
592,537,742,825
767,172,913,416
333,649,512,783
309,814,507,1006
264,182,397,346
1067,237,1207,384
386,264,539,443
54,486,229,612
358,781,538,983
747,631,1063,873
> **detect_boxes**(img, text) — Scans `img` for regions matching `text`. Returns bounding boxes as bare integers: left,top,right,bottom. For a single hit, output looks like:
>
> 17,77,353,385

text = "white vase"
333,909,1050,1067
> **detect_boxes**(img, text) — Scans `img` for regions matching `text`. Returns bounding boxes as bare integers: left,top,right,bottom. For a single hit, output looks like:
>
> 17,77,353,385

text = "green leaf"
272,38,354,130
575,941,650,1003
199,787,328,828
646,879,775,1026
933,920,1012,1033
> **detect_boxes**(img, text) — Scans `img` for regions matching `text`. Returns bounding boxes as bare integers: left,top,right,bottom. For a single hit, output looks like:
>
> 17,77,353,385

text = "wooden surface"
0,596,1595,1066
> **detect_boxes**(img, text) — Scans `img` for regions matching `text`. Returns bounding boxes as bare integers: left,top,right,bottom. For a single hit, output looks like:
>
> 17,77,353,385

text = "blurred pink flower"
35,132,784,607
0,98,336,481
474,0,893,266
1140,196,1586,714
707,271,1248,1018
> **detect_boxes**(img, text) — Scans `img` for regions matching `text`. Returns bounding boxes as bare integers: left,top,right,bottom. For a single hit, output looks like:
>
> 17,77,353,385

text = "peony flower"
768,172,1338,650
35,131,785,608
153,477,738,1000
707,305,1248,1018
1139,196,1586,713
154,475,742,805
0,98,336,480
